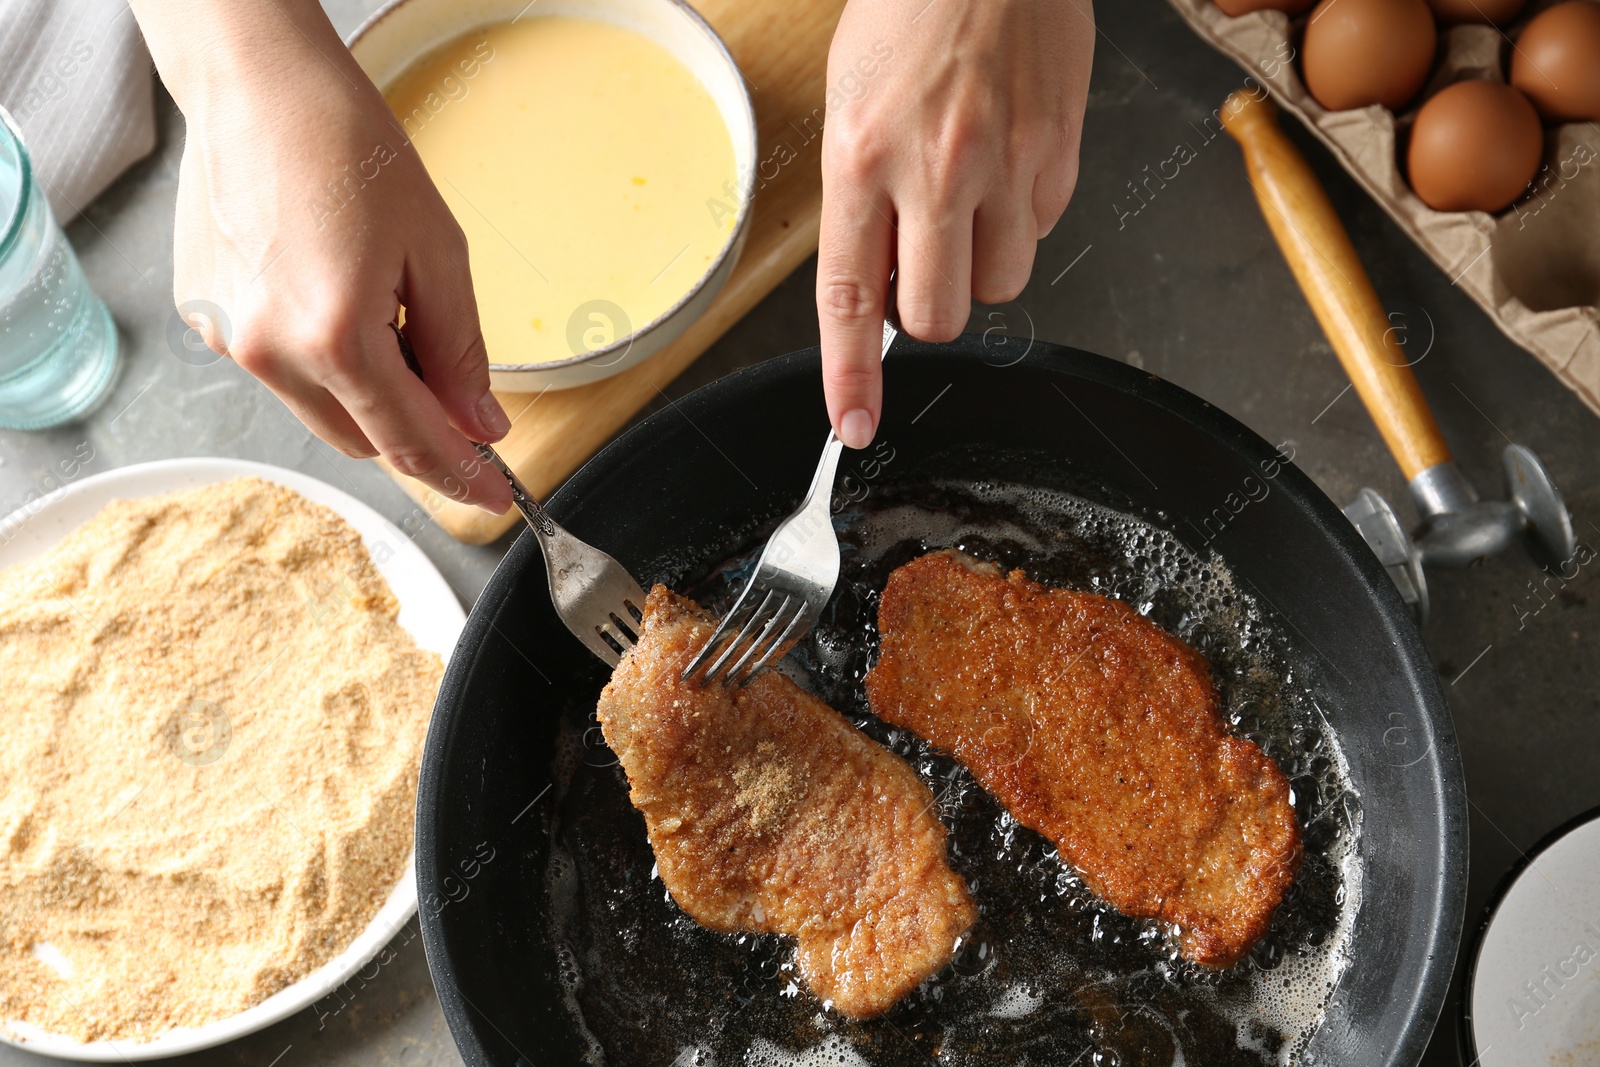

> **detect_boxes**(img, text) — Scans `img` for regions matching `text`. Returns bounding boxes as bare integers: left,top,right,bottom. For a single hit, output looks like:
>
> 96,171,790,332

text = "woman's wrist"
130,0,363,124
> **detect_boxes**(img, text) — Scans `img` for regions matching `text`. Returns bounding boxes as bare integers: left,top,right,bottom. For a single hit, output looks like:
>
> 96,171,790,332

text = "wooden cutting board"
379,0,845,544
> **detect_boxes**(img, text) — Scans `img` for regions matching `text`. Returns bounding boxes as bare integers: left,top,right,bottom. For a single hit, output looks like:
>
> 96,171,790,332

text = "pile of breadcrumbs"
0,477,443,1042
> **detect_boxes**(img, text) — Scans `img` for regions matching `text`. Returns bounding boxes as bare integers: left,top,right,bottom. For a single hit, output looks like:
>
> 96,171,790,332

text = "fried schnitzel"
865,551,1300,967
596,587,976,1018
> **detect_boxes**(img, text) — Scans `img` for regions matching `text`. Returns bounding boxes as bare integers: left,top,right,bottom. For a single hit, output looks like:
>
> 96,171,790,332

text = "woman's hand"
818,0,1094,448
131,0,513,512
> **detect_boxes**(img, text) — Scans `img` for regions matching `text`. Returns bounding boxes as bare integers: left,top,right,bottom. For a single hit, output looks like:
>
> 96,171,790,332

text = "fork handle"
809,434,849,508
389,322,564,539
473,443,559,538
812,283,899,493
812,278,900,482
880,270,900,359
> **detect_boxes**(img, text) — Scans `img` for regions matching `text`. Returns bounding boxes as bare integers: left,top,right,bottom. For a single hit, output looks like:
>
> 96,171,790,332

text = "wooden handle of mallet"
1219,90,1450,480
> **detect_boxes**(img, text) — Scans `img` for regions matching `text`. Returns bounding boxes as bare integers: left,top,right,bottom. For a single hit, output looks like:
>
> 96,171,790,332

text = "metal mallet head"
1343,445,1575,621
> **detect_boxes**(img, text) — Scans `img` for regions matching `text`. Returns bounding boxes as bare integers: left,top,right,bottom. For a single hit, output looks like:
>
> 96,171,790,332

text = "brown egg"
1302,0,1438,111
1407,81,1543,212
1510,1,1600,122
1426,0,1528,25
1213,0,1316,15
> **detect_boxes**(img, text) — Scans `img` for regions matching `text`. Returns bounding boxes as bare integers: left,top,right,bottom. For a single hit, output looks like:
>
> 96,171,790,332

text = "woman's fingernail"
477,497,510,516
839,408,875,450
477,393,511,439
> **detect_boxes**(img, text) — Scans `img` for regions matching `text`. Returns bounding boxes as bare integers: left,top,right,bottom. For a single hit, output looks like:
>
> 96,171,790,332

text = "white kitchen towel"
0,0,156,223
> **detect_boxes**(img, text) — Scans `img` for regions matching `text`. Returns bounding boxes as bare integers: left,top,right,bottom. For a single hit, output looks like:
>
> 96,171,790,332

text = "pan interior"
545,474,1362,1066
417,341,1464,1067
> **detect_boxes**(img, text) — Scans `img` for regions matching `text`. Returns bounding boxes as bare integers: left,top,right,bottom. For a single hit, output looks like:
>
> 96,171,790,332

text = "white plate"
0,457,466,1061
1465,807,1600,1066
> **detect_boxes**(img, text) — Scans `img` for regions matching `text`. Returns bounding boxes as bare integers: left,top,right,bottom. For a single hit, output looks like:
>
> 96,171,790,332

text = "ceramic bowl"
347,0,758,391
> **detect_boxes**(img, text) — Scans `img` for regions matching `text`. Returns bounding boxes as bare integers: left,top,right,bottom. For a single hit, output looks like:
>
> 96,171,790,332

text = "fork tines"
593,598,645,664
682,584,809,686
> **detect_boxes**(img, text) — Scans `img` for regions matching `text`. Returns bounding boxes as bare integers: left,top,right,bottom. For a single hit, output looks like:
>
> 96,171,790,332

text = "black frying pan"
416,337,1466,1066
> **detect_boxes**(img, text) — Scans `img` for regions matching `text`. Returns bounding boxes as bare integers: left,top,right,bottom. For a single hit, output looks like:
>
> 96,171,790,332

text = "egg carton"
1166,0,1600,418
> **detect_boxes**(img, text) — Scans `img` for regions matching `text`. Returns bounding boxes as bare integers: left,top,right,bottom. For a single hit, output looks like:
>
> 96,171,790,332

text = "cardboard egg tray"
1167,0,1600,417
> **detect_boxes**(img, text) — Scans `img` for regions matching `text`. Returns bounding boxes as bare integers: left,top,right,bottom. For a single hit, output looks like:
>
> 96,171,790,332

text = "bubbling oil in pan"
546,480,1364,1067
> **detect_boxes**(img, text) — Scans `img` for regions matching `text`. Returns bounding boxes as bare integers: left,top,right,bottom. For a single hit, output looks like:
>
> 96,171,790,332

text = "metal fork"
473,445,648,667
682,299,900,686
392,324,646,666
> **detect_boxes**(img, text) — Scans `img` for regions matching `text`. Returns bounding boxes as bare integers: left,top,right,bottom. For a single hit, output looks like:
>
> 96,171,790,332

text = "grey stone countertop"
2,1,1597,1065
